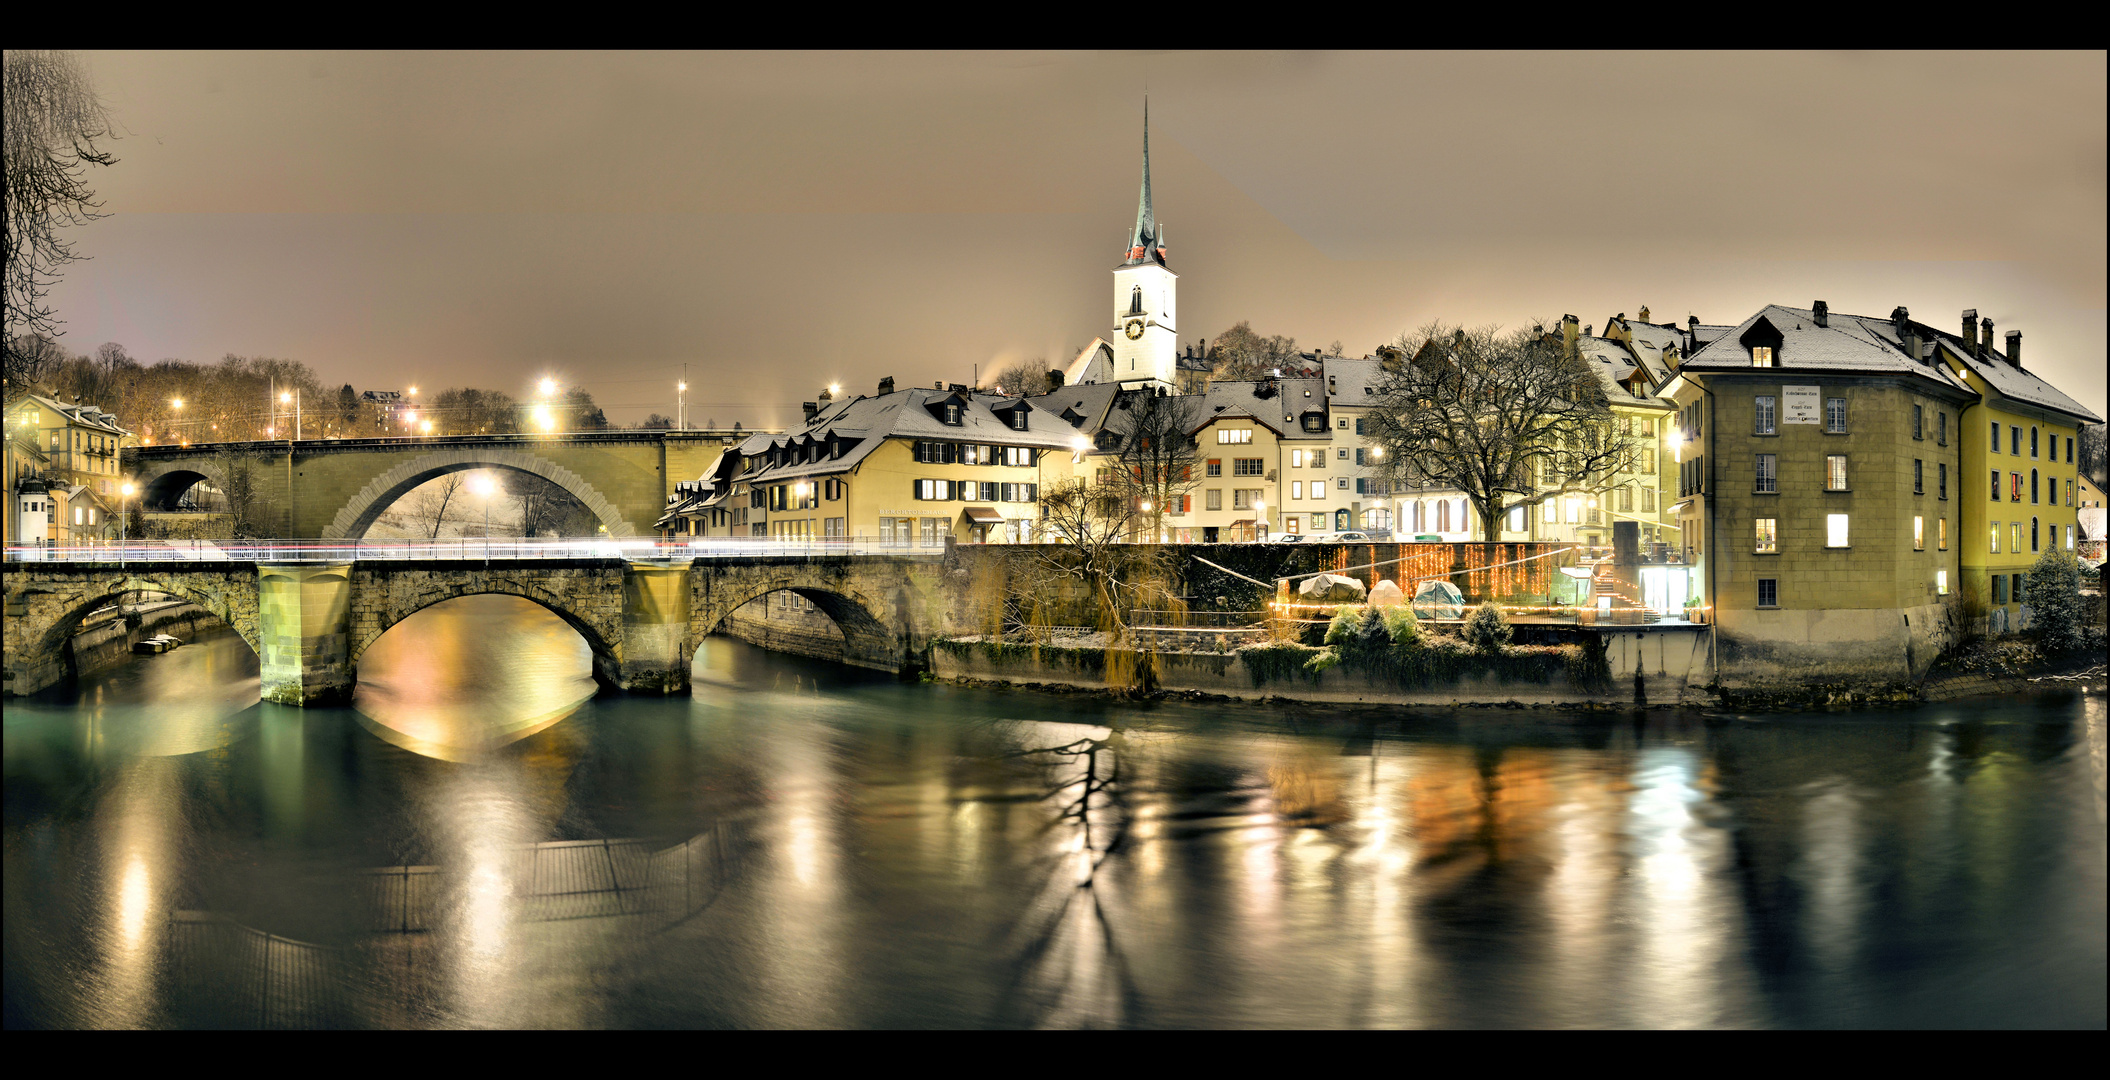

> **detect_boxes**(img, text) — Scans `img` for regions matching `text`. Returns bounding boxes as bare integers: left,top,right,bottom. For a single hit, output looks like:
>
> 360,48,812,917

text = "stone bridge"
125,431,750,539
3,553,959,704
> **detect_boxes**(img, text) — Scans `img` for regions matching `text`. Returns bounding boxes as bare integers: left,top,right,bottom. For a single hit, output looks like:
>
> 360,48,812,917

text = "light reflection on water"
2,602,2105,1029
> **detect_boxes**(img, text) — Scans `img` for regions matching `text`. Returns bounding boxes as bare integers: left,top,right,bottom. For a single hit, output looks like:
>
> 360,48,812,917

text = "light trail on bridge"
3,537,960,564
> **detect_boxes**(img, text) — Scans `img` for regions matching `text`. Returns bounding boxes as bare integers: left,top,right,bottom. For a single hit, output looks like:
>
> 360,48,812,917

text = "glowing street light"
534,406,557,432
469,472,498,558
539,377,558,397
421,421,434,435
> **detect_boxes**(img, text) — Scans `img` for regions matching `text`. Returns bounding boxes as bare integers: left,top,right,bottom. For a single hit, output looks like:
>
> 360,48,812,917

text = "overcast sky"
50,50,2108,429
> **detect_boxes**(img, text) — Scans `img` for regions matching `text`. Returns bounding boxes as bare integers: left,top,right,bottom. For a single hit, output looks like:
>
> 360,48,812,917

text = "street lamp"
469,471,497,560
1253,498,1267,541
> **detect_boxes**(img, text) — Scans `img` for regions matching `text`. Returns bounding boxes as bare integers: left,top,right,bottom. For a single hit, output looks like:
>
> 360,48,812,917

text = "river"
4,594,2103,1028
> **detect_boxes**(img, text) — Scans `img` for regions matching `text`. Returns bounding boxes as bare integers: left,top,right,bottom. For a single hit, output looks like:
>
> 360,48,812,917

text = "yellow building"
658,379,1107,545
1931,310,2100,635
7,391,134,549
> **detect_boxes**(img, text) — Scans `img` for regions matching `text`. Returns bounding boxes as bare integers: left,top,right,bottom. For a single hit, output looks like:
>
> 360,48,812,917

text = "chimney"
1812,300,1828,328
1980,317,1993,359
877,376,895,395
1961,308,1978,349
817,387,833,403
1897,307,1922,365
801,401,818,423
2005,330,2022,369
1561,314,1579,358
1638,305,1651,323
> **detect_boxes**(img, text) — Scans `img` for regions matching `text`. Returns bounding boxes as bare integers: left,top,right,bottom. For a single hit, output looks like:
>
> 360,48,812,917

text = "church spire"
1126,101,1165,266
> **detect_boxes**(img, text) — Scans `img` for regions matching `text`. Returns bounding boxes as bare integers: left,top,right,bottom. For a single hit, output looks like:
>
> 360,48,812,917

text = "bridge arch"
26,573,264,683
689,559,927,674
136,460,235,512
321,448,637,541
347,576,625,686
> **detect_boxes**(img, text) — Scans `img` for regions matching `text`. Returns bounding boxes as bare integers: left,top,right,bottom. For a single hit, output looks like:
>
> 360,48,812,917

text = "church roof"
1122,102,1167,269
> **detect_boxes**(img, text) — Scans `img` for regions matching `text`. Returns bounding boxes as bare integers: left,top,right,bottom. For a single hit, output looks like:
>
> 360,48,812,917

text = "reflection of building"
6,391,133,549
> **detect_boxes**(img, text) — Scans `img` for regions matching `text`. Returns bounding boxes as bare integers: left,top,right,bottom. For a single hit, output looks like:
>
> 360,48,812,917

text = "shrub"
1323,604,1363,648
1382,604,1420,646
1462,601,1512,654
2025,548,2087,654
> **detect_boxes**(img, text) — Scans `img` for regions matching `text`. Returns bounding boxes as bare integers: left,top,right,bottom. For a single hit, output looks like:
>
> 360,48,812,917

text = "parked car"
1273,533,1306,543
1333,531,1372,542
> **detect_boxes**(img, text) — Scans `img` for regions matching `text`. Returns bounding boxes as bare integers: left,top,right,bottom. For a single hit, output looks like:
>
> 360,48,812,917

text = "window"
2031,516,2040,552
1914,459,1923,494
1010,410,1027,431
1205,489,1222,511
1938,517,1947,550
1233,458,1264,477
1756,518,1778,553
1756,453,1777,493
2011,472,2022,502
1290,449,1304,468
1291,481,1303,500
2067,436,2074,464
1990,420,2000,451
2030,426,2039,458
1913,515,1924,551
1754,395,1776,434
1939,463,1947,500
1217,429,1252,445
1337,448,1348,459
1757,578,1778,608
1913,404,1923,440
2068,478,2075,506
1543,500,1556,524
1937,570,1948,595
1991,470,2001,501
1826,513,1849,548
2010,425,2021,456
914,478,950,501
1826,455,1847,491
2011,522,2021,553
1618,486,1633,512
1508,506,1525,532
1937,412,1946,445
1825,397,1847,433
1642,489,1656,512
2014,572,2026,603
1990,523,2001,553
945,404,961,425
1232,489,1259,510
1751,346,1774,367
2068,525,2076,550
979,481,999,502
1993,574,2008,604
1206,459,1221,477
2031,469,2039,504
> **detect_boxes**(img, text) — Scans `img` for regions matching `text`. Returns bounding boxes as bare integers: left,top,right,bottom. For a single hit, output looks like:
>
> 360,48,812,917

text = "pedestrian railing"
2,536,974,563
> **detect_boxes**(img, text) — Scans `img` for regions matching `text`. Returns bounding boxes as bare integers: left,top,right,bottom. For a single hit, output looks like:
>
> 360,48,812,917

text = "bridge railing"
1,535,975,563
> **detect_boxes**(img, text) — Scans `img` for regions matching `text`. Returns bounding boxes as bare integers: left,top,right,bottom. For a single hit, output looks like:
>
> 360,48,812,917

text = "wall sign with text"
1783,386,1822,425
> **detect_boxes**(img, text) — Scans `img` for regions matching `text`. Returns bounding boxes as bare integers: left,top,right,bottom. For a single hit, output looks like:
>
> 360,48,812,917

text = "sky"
47,50,2109,431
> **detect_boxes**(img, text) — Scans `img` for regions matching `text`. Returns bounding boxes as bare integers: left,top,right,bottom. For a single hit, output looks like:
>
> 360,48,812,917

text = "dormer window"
945,404,961,425
1751,346,1774,367
1010,410,1027,431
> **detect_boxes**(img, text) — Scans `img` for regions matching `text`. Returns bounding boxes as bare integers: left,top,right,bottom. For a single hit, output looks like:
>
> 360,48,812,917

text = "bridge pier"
258,563,356,706
612,561,691,694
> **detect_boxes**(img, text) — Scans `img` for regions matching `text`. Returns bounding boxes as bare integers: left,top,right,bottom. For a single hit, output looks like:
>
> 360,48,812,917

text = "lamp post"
1253,498,1267,541
470,471,496,562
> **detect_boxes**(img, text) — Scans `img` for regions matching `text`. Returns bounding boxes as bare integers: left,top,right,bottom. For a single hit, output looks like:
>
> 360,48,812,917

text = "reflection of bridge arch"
321,448,635,541
25,574,262,681
348,574,625,687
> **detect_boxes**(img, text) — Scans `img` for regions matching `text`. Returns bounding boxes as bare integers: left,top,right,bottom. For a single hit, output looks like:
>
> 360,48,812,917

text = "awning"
1229,518,1256,526
963,507,1004,523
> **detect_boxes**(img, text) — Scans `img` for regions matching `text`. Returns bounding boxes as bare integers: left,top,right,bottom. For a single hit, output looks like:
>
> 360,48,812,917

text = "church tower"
1111,104,1177,392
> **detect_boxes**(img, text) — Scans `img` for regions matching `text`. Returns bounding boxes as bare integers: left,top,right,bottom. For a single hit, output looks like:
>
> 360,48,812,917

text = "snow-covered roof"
1681,305,1964,393
1931,333,2102,425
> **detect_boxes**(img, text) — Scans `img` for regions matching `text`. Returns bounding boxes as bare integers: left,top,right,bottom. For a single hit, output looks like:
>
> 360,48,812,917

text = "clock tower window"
1129,285,1143,316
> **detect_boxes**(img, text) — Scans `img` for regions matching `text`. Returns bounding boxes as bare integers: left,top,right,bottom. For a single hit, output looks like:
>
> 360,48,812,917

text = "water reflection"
352,595,597,761
3,624,2105,1028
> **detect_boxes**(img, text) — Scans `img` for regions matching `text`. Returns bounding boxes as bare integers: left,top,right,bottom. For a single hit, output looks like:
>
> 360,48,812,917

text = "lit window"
1756,518,1778,553
1291,481,1303,500
1937,570,1948,595
1990,523,2001,553
1913,515,1924,551
2011,472,2022,502
1217,429,1252,445
1938,517,1947,550
1826,513,1849,548
2011,522,2021,553
1991,470,2001,501
1751,346,1774,367
1826,455,1848,491
2068,525,2075,550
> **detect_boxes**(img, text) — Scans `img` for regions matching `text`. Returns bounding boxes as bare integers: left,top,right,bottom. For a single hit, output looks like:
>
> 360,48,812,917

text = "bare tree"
987,357,1053,397
2081,423,2106,488
1028,477,1174,639
1106,391,1204,542
1206,321,1300,382
515,472,596,538
1366,322,1632,539
4,51,117,401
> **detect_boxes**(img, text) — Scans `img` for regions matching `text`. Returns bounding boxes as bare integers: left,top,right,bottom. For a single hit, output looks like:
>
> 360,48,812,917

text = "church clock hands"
1125,318,1145,340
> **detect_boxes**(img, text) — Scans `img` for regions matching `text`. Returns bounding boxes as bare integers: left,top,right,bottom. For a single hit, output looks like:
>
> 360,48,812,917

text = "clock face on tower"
1124,318,1145,340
